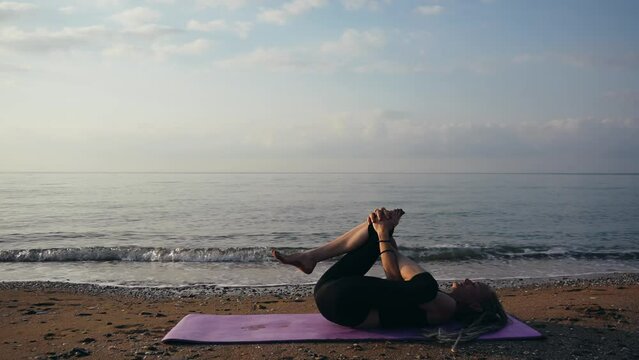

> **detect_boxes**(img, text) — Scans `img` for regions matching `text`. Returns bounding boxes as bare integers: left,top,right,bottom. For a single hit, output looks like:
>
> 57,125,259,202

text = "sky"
1,0,638,173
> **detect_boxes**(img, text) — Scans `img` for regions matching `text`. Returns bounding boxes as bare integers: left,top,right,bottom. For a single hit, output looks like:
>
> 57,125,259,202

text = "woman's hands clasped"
367,207,405,236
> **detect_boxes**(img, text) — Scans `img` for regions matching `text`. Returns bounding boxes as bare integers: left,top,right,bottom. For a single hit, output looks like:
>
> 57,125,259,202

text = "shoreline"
1,272,637,300
1,273,638,359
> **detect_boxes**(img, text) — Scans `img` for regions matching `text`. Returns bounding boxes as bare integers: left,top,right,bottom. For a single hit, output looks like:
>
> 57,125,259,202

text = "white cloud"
121,23,180,38
415,5,444,16
187,19,252,38
216,47,314,71
154,38,210,56
111,7,161,28
0,21,180,56
352,60,417,74
511,53,544,64
248,114,639,160
603,90,639,104
93,0,126,7
511,52,639,70
0,1,36,19
0,62,29,73
195,0,248,10
187,19,227,32
258,0,326,25
216,28,395,73
110,7,179,39
0,25,108,52
0,1,35,11
320,28,385,57
341,0,390,11
58,6,76,15
104,38,211,60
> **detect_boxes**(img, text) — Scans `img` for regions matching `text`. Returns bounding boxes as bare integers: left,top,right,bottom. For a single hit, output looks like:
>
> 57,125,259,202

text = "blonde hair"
423,292,509,352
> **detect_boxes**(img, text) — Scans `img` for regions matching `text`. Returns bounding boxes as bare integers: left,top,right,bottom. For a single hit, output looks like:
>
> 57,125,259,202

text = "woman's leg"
272,221,371,274
314,224,381,291
272,208,402,274
313,225,428,328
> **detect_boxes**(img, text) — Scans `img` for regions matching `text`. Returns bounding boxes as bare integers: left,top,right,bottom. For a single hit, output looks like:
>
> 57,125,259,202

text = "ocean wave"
0,245,638,262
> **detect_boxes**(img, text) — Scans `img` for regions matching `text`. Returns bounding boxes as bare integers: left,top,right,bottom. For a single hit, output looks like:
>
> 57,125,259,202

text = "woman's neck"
419,291,457,325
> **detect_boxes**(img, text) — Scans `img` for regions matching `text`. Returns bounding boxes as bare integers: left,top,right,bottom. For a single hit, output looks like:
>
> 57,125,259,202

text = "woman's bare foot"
386,208,405,228
271,249,316,274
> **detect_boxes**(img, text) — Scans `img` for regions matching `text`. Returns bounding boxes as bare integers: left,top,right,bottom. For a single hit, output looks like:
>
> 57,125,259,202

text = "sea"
1,172,638,287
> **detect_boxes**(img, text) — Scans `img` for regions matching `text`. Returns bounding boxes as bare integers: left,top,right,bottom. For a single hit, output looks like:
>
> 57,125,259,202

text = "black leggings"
313,225,438,328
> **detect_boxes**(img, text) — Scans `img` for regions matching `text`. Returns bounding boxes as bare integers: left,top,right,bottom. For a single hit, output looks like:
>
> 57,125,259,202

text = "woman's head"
450,279,497,320
424,279,508,346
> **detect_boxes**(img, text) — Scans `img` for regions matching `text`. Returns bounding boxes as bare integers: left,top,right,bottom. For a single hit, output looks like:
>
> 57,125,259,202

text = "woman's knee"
314,283,369,327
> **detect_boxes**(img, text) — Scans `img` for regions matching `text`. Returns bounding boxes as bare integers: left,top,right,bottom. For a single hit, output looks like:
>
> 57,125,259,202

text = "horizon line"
1,171,638,175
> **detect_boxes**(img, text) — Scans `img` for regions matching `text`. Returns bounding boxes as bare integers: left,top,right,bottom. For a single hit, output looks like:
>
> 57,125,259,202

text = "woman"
272,208,508,344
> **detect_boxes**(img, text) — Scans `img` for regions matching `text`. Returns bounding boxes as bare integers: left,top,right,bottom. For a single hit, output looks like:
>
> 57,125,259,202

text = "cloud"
153,38,210,56
415,5,444,16
226,113,639,161
216,47,316,71
0,1,36,20
58,6,76,15
512,52,639,71
603,90,639,104
352,60,418,74
104,38,211,60
187,19,252,38
557,52,639,70
217,28,390,72
195,0,248,10
511,53,544,64
92,0,126,7
111,7,161,28
320,28,385,57
0,25,108,52
0,24,179,54
258,0,326,25
0,62,29,73
110,7,180,39
121,23,180,38
340,0,390,11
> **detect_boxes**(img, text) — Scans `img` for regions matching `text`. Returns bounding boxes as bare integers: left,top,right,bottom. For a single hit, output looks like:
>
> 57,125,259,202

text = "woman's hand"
367,208,404,237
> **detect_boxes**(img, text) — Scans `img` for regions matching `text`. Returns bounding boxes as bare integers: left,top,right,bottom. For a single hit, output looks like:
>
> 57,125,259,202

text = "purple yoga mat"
162,313,542,343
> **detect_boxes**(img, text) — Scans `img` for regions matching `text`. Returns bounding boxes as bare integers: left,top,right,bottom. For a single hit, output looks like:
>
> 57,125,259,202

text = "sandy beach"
1,274,638,360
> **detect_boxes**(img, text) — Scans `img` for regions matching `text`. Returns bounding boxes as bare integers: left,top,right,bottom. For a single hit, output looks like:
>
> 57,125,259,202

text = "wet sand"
1,273,638,360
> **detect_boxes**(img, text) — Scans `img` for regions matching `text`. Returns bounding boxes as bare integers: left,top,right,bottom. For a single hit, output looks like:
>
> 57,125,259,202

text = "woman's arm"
369,209,403,281
396,253,427,281
377,229,403,281
378,234,427,281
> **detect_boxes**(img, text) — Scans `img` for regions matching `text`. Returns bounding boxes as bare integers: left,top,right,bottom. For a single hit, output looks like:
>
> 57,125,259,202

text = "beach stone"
80,337,95,344
33,302,55,306
71,348,91,357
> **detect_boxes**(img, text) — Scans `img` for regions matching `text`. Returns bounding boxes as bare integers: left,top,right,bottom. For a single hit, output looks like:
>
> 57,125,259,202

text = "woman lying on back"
272,208,508,343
